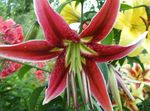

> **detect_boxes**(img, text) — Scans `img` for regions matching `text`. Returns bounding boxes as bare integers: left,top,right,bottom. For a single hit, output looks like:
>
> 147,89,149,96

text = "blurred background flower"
115,0,150,56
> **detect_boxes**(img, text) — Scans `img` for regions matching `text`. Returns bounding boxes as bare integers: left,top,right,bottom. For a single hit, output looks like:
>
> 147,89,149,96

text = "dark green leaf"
101,30,114,45
38,96,64,111
119,57,126,66
25,21,39,40
28,86,45,111
98,63,109,84
120,3,133,11
127,56,145,71
145,6,150,21
113,29,121,44
18,65,32,79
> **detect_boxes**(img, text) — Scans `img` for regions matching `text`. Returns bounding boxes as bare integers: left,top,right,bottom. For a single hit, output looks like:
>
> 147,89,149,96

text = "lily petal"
0,40,60,62
80,0,120,42
34,0,79,47
43,51,68,104
83,60,113,111
83,32,147,62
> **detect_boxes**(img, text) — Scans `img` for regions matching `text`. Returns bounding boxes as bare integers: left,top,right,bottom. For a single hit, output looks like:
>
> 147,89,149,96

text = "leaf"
28,86,45,111
83,11,97,21
120,3,132,11
127,56,145,71
118,57,126,66
38,96,64,111
98,63,109,84
25,21,39,40
101,30,114,45
18,65,32,79
145,6,150,20
113,29,121,44
137,98,150,111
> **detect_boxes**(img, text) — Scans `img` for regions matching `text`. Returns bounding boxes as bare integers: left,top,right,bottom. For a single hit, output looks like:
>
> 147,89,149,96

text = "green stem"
133,5,146,9
4,59,50,73
79,3,84,33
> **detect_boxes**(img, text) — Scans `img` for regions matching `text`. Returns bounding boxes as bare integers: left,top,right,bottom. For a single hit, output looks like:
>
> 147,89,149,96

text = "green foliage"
120,3,133,11
0,74,39,111
127,56,145,71
18,65,32,80
137,93,150,111
28,86,45,111
25,21,39,40
101,30,114,45
98,63,109,84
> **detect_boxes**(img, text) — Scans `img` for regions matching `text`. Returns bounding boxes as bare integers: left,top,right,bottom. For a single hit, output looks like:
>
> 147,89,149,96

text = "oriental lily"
0,0,148,111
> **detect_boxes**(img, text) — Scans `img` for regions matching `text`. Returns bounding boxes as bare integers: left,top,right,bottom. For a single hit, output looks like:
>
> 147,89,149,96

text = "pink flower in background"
0,61,21,78
0,17,24,44
0,17,24,78
35,62,46,82
35,70,45,82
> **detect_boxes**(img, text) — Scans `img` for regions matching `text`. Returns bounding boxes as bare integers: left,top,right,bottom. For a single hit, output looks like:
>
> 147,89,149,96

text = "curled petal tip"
129,31,148,46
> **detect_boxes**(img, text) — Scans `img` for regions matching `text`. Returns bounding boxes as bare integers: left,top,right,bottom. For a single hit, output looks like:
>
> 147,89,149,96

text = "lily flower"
115,0,150,56
0,0,147,110
60,0,81,24
118,63,150,111
121,63,150,87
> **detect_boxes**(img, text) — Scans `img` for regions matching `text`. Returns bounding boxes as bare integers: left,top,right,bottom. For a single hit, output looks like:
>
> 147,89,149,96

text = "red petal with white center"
43,51,68,104
34,0,79,47
83,32,147,62
80,0,119,42
0,40,60,62
83,60,113,111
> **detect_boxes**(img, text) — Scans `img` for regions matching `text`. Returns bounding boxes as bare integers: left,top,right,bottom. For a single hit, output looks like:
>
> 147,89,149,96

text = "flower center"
66,42,84,74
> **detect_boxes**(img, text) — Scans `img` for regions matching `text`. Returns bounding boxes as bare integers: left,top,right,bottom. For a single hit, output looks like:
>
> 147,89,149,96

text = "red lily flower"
0,0,147,111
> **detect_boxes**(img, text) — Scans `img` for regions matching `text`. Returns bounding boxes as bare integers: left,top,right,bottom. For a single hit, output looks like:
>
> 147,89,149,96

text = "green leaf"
18,65,32,79
101,30,114,45
113,29,121,44
25,21,39,40
145,6,150,20
38,97,64,111
119,57,126,66
127,56,145,71
83,11,96,21
28,86,45,111
120,3,133,11
98,63,109,84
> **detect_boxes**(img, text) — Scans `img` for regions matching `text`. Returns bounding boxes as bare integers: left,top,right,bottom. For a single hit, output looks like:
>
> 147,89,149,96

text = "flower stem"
5,59,50,73
79,2,84,33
